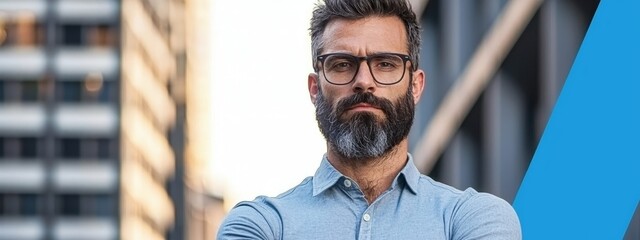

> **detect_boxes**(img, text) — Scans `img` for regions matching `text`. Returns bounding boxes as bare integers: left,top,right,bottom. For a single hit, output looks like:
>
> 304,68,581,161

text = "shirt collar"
312,155,343,196
312,153,421,196
398,153,420,194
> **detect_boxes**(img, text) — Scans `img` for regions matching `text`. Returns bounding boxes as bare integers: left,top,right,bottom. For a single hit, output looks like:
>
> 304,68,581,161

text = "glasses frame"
316,52,412,85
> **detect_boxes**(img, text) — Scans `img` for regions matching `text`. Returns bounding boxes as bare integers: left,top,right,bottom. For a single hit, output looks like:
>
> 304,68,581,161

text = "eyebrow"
321,51,408,56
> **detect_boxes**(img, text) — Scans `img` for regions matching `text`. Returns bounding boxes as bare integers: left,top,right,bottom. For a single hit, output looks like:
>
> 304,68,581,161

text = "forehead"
321,16,408,55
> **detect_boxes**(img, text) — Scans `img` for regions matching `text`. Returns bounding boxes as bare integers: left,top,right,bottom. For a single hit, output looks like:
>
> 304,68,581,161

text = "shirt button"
363,213,371,222
343,179,352,188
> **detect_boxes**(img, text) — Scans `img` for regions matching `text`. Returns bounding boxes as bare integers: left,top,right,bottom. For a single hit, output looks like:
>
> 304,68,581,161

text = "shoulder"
217,177,314,240
450,188,521,239
416,176,521,239
216,198,280,240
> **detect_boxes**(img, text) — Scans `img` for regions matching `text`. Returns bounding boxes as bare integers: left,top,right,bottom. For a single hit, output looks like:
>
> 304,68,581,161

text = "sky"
208,0,325,210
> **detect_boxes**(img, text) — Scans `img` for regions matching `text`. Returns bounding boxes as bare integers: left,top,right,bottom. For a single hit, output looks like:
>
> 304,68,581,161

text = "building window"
21,81,39,102
19,137,38,158
0,137,40,159
0,194,41,216
97,81,113,102
88,24,116,47
0,14,45,48
1,81,19,102
56,80,114,103
59,24,116,47
20,194,39,216
56,194,114,217
0,81,4,101
92,194,114,217
0,137,4,158
97,139,112,158
0,80,42,102
57,138,114,160
0,138,16,158
59,138,80,159
60,24,83,46
57,82,82,102
59,194,80,216
83,138,115,159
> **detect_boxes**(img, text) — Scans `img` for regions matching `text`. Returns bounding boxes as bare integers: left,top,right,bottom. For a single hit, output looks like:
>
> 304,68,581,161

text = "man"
218,0,521,239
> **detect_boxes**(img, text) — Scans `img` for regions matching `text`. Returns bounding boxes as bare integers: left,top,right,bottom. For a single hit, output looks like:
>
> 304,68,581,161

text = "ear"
411,69,426,104
308,73,320,104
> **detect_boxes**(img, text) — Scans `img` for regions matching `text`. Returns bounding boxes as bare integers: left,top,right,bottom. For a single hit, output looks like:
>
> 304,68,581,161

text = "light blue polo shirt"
218,154,521,239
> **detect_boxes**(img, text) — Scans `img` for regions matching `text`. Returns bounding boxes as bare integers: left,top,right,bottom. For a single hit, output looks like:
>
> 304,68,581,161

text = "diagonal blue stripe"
513,0,640,239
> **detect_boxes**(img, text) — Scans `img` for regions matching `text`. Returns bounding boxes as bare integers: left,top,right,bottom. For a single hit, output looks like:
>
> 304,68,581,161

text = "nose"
351,60,376,93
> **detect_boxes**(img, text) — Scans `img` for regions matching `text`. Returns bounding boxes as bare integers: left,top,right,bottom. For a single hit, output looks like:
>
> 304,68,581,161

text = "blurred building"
182,0,226,238
120,0,178,239
0,0,221,239
121,0,223,239
407,0,638,238
0,0,120,239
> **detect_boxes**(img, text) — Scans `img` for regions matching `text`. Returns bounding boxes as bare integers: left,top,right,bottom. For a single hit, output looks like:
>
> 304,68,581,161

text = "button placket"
363,213,371,222
358,210,373,240
344,179,352,188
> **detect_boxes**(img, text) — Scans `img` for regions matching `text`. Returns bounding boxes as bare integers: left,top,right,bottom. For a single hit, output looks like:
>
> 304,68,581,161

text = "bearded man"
218,0,521,239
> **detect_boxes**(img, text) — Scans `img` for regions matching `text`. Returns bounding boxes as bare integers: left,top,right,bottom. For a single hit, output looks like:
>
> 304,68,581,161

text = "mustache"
334,92,394,117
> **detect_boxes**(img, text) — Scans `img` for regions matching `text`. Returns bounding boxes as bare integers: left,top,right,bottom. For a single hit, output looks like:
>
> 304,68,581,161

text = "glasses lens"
323,54,357,84
320,53,408,85
369,54,405,84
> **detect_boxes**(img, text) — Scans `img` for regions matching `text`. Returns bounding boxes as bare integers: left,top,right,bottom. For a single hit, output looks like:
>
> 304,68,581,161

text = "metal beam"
409,0,429,19
413,0,544,173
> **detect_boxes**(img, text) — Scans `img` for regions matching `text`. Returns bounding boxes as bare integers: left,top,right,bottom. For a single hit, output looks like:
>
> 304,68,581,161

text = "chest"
277,188,452,240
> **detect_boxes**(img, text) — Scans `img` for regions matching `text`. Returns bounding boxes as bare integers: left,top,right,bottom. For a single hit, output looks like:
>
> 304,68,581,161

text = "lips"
347,103,381,110
335,92,389,117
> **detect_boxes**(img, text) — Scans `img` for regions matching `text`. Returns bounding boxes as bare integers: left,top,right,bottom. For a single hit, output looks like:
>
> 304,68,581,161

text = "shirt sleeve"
217,200,281,240
450,190,522,240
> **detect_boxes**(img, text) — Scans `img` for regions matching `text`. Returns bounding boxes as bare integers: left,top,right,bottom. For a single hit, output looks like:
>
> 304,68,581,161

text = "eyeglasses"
316,53,412,85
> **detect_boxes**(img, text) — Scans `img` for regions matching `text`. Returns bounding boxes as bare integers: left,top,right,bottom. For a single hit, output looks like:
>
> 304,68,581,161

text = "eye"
371,55,403,72
325,57,356,72
335,62,352,69
378,61,395,68
371,54,404,72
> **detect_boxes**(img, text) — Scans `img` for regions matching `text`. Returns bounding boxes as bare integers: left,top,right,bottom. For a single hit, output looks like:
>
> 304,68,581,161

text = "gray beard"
314,87,414,161
333,111,390,160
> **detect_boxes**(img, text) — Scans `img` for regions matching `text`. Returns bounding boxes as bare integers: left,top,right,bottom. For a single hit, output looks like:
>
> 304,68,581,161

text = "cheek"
319,84,346,104
388,83,412,102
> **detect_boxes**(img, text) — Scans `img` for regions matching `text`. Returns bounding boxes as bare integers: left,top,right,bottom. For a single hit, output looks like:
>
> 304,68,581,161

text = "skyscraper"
0,0,120,239
0,0,222,239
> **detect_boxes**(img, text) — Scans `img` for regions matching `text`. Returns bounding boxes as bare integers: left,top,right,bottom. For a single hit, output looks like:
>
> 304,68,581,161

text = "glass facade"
0,0,121,239
408,0,638,238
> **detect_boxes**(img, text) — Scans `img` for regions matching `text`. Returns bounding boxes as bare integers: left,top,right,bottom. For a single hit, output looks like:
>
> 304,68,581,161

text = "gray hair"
310,0,422,71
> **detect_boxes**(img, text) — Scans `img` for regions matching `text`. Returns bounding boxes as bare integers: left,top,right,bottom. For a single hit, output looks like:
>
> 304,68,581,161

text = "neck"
326,139,409,204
